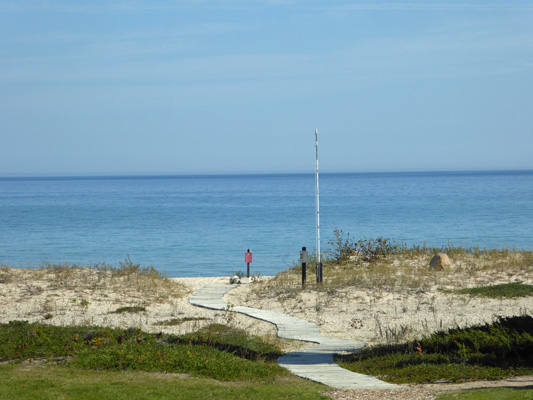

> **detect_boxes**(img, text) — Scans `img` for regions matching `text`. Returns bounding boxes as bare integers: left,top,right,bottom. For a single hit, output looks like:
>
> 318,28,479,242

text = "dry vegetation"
0,262,280,344
0,262,188,329
1,249,532,347
227,249,533,345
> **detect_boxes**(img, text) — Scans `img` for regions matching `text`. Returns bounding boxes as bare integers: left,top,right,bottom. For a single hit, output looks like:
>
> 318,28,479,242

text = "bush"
328,229,399,264
337,315,533,383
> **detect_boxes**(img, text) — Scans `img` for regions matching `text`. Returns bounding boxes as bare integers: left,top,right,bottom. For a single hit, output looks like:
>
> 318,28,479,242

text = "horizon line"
1,168,532,181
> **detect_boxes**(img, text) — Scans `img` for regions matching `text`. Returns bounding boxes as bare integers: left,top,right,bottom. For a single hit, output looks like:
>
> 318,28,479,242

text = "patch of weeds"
328,229,400,263
109,306,146,314
0,321,286,382
453,282,533,298
232,270,246,279
95,256,161,279
379,324,413,344
41,299,55,313
0,266,13,283
80,299,89,307
13,258,188,304
153,317,209,326
43,313,53,320
171,324,284,362
222,304,236,326
337,315,533,384
25,283,44,295
91,257,189,302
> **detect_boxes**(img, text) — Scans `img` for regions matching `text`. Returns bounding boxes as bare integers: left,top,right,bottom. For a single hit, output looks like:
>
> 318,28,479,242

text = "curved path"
189,283,401,390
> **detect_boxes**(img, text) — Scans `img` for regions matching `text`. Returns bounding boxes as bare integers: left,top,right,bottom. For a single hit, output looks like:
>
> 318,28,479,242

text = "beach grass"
2,257,189,301
257,236,533,296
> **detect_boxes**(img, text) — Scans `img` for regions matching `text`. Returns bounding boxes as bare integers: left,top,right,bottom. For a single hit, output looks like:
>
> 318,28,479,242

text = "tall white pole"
315,129,321,273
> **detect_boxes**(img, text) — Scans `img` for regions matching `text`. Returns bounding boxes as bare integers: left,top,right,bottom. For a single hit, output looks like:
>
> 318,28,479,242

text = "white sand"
0,265,531,347
0,269,277,342
226,276,532,345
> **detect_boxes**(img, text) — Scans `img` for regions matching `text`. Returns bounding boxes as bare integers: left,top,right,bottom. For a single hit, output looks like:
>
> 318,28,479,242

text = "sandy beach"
1,257,531,346
1,260,532,398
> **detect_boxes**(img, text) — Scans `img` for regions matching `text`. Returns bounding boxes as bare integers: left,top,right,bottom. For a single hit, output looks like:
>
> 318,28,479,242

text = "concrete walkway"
189,283,401,390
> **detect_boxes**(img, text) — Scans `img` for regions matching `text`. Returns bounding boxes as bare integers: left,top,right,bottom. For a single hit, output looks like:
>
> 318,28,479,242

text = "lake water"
1,170,532,277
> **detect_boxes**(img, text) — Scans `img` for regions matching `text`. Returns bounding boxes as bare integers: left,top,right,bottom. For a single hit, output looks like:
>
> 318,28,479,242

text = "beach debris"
229,275,251,284
429,253,454,270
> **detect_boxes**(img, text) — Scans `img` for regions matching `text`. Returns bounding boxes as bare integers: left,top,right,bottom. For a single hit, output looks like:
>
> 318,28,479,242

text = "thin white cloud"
0,0,292,13
0,1,174,13
327,2,533,12
2,0,533,13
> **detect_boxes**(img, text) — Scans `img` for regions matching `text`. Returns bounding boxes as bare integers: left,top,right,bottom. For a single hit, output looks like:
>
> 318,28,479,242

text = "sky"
1,0,532,176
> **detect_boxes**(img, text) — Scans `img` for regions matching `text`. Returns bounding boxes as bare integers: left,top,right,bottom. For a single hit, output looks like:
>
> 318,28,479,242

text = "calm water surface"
0,171,531,276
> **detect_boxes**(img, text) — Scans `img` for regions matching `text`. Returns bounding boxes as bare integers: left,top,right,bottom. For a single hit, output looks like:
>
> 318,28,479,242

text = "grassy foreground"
0,321,329,399
0,364,329,400
0,321,286,381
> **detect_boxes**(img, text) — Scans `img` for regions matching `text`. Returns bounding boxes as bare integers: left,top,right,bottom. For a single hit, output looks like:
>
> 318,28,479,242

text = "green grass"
436,388,533,400
337,315,533,384
0,321,328,399
109,306,147,314
153,317,210,326
0,364,330,400
0,321,286,382
454,282,533,298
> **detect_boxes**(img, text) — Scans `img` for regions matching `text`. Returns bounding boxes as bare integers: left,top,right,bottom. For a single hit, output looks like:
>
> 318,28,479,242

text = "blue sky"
1,1,532,176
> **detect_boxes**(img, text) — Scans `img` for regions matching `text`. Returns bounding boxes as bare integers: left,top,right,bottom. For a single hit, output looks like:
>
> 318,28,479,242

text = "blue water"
1,171,532,277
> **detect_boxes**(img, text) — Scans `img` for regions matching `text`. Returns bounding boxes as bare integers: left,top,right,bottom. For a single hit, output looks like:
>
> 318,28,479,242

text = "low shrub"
0,321,286,381
454,282,533,299
328,229,399,263
337,315,533,384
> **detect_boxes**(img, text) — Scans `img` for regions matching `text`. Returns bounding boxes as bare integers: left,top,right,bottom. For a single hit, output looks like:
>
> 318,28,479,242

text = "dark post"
301,246,307,286
316,262,323,283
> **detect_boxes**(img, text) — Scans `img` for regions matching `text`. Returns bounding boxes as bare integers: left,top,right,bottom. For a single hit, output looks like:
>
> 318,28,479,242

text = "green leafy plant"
109,306,146,314
0,322,286,382
328,229,399,264
337,315,533,384
454,282,533,298
153,317,209,326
